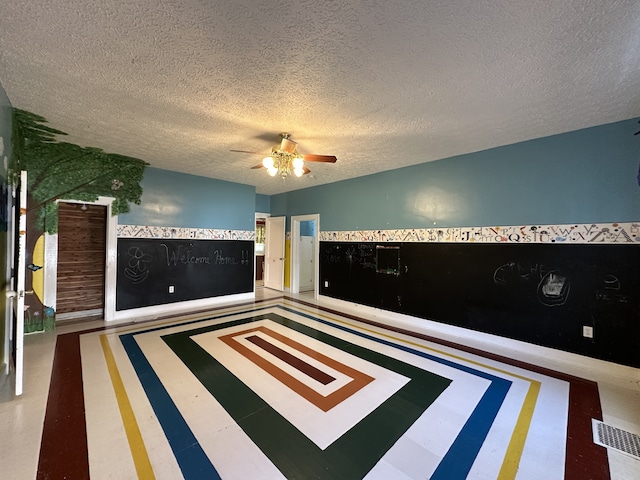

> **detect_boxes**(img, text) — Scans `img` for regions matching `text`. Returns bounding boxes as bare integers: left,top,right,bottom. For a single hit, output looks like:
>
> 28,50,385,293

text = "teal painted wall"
255,194,270,213
272,118,640,230
119,167,256,231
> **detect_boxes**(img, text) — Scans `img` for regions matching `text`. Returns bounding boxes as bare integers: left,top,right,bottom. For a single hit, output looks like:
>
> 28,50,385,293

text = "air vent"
592,419,640,460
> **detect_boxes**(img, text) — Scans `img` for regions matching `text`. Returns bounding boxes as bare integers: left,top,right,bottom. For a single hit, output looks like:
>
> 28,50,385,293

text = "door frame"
255,212,270,288
7,171,28,395
2,176,15,376
290,214,319,298
44,196,117,322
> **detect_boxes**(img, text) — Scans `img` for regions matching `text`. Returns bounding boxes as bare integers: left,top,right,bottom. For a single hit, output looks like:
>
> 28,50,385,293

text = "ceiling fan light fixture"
262,156,274,169
237,132,336,179
292,156,304,169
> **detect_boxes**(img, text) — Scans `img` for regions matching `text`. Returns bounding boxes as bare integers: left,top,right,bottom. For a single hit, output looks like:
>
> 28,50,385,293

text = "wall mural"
7,109,148,332
320,222,640,244
10,108,148,233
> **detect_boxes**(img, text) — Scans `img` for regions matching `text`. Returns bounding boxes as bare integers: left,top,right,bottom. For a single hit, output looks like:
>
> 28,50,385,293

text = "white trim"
2,181,15,375
255,212,270,289
318,294,640,389
43,233,57,308
104,200,118,322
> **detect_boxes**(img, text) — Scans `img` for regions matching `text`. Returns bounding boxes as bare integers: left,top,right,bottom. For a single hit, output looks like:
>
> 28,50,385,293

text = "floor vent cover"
592,419,640,460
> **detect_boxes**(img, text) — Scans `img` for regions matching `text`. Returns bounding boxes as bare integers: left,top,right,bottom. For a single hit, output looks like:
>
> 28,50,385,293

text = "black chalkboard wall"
320,242,640,368
116,238,254,310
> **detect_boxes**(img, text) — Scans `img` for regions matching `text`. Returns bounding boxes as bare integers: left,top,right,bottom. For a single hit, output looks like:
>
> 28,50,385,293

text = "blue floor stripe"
279,305,512,478
121,304,512,479
119,334,221,480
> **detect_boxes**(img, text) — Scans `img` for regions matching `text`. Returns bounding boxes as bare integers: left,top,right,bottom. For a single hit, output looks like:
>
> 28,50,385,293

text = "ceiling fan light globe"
263,156,274,168
267,166,278,176
292,157,304,169
294,167,304,177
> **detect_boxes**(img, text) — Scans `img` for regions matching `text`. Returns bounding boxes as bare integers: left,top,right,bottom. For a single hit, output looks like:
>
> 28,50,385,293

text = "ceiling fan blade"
302,154,337,163
303,166,311,175
250,163,264,169
231,149,264,155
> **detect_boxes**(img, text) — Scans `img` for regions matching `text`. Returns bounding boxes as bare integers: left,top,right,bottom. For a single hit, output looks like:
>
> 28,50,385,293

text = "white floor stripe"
81,304,571,480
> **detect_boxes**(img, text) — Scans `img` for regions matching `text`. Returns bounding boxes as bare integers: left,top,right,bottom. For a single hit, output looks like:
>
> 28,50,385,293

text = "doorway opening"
44,197,117,323
55,202,107,321
255,214,268,288
291,214,319,298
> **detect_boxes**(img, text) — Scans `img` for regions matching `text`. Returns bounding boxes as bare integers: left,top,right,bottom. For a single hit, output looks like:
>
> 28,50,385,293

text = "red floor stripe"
37,297,611,479
566,381,609,479
37,332,91,480
290,297,611,479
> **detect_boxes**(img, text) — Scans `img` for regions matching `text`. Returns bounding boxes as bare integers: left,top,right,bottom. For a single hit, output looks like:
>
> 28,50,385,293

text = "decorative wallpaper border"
117,224,255,240
319,222,640,244
118,222,640,244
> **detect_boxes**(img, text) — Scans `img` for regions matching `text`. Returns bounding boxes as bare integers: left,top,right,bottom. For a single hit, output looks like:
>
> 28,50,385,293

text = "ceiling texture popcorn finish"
0,0,639,194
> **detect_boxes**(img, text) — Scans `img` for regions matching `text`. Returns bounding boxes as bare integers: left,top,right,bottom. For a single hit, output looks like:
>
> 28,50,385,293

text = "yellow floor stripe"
498,380,540,479
103,299,547,478
291,303,544,478
100,334,156,479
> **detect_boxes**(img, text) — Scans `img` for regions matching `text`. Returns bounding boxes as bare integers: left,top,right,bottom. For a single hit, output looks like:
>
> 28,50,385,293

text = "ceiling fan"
231,133,337,178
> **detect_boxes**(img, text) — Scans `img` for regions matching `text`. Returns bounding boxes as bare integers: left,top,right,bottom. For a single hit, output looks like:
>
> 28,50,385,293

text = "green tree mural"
10,108,148,232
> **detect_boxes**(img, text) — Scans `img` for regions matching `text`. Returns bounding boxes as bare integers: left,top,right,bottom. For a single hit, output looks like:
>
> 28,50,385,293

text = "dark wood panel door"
56,202,107,317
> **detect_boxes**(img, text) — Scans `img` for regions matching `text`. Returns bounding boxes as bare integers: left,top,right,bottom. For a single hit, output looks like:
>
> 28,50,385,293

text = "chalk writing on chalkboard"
159,243,250,267
162,243,211,266
117,238,254,311
537,271,570,306
124,246,152,284
325,244,376,269
493,260,571,307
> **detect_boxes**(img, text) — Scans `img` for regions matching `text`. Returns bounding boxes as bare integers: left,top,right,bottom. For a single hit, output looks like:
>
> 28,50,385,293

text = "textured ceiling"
0,1,639,195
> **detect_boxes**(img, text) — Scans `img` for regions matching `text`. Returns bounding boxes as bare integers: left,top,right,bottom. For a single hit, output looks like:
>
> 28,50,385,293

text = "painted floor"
2,290,640,479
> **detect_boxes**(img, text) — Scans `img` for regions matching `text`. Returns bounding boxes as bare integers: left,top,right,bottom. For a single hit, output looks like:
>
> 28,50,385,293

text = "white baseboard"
318,295,640,391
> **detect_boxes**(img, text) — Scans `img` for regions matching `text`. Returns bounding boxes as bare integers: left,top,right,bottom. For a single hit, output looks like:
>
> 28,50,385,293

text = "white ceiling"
1,1,639,195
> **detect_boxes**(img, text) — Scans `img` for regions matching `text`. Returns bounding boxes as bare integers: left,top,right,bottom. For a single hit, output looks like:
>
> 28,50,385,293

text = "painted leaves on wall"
10,109,148,233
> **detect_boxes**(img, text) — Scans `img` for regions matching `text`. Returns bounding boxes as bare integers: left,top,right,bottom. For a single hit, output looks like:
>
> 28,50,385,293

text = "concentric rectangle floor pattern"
35,296,616,479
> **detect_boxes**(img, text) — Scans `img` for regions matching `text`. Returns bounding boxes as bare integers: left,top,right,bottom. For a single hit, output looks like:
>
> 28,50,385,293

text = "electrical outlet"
169,285,175,293
324,281,329,288
582,325,593,338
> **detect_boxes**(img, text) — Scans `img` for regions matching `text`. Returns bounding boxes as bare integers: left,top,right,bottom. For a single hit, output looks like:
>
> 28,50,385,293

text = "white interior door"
264,216,285,291
8,171,27,396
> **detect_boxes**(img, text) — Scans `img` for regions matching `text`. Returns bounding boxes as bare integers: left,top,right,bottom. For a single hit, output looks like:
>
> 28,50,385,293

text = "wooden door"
56,202,107,319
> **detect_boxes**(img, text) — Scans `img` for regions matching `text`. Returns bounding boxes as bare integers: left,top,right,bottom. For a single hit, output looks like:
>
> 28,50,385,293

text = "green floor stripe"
162,312,451,479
